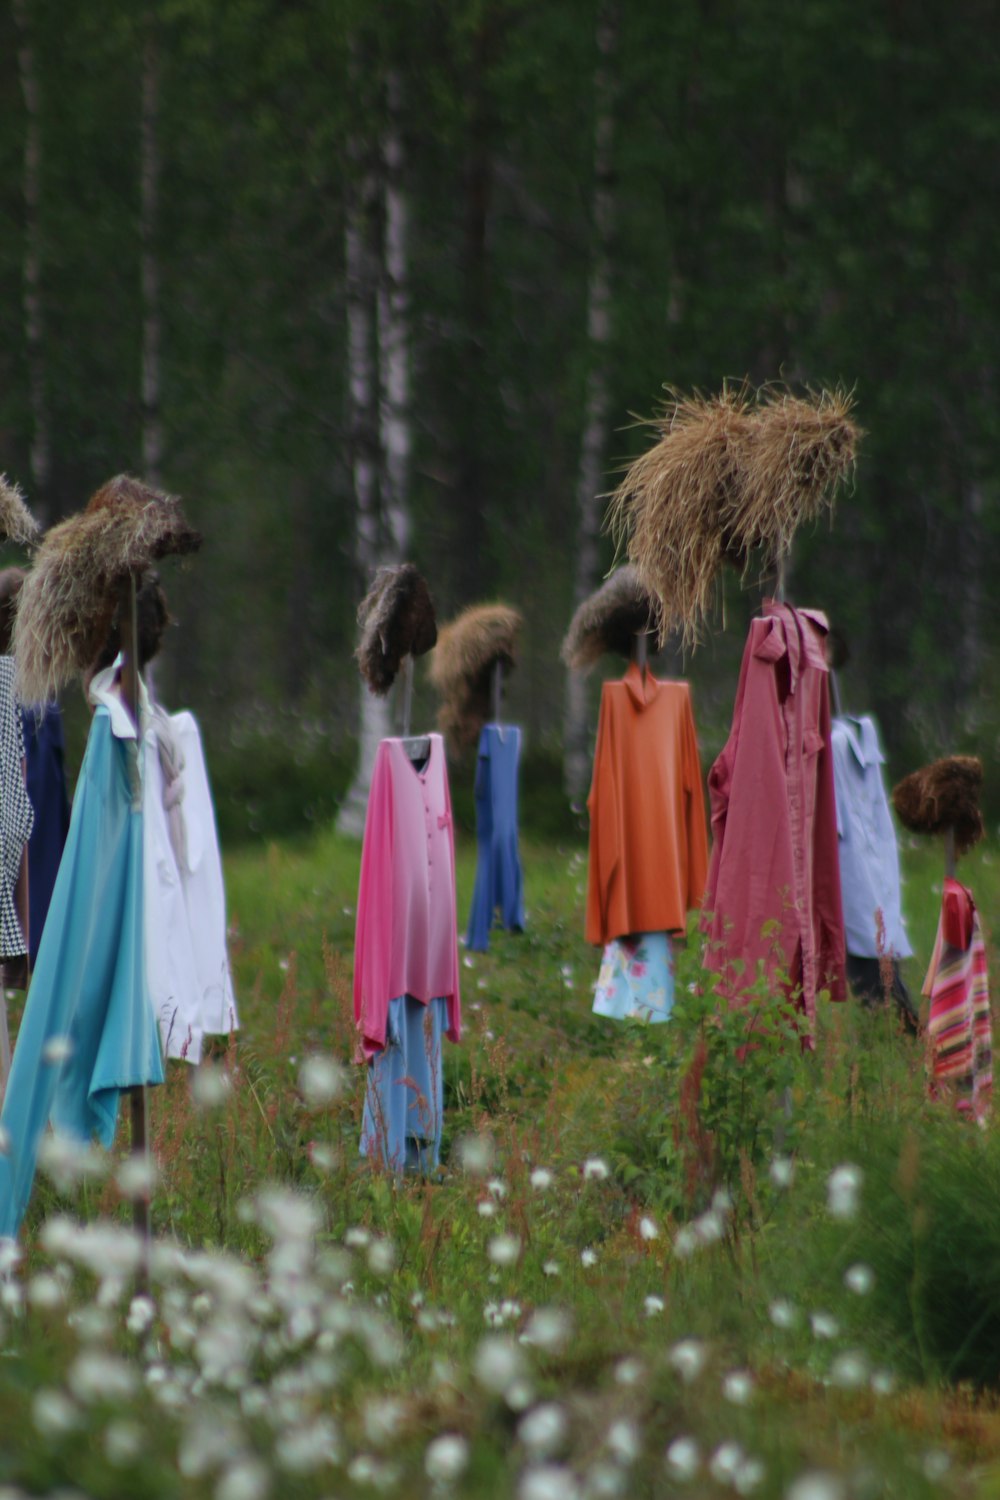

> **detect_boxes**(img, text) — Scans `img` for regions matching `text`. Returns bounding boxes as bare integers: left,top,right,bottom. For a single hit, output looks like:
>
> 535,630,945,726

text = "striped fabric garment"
924,877,993,1122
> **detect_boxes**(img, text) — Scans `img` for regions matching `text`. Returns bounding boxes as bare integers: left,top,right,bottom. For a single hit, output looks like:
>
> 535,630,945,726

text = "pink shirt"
703,602,846,1038
353,735,461,1057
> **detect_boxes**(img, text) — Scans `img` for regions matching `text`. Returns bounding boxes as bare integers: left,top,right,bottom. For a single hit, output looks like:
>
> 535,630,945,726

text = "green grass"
2,827,1000,1498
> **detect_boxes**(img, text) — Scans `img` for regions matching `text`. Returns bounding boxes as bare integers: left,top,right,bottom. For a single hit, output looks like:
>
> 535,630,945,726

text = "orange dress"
585,664,708,946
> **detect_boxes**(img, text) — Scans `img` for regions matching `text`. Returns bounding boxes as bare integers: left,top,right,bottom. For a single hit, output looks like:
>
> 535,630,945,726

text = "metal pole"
634,630,648,682
401,655,413,739
119,575,152,1277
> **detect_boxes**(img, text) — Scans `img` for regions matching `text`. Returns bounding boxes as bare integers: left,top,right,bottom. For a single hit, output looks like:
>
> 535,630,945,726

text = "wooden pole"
944,826,956,880
492,660,503,726
119,575,152,1274
634,629,648,683
401,655,414,739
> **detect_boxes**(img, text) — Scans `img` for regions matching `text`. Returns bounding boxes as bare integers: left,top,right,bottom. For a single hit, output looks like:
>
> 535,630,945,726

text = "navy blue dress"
466,724,525,952
22,704,71,967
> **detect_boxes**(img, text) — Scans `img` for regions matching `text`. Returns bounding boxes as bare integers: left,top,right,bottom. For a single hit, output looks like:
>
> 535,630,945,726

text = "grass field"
2,822,1000,1498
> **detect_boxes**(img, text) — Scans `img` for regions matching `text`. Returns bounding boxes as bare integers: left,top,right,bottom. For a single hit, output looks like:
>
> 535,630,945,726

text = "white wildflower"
39,1215,78,1259
474,1334,525,1397
522,1307,571,1353
710,1443,745,1482
308,1141,338,1172
298,1054,345,1107
827,1163,862,1220
519,1465,581,1500
32,1389,80,1436
786,1472,845,1500
345,1226,371,1248
216,1458,271,1500
37,1133,106,1192
42,1034,74,1065
105,1419,144,1466
644,1295,664,1317
127,1295,155,1335
584,1460,625,1497
543,1260,561,1277
506,1378,535,1411
0,1236,20,1274
580,1248,598,1267
69,1351,138,1404
191,1063,233,1111
274,1417,340,1472
665,1437,700,1482
69,1305,113,1343
844,1263,874,1295
673,1226,698,1258
769,1298,796,1329
583,1157,609,1181
487,1176,508,1198
614,1356,644,1386
115,1154,159,1200
488,1234,521,1267
530,1167,554,1190
606,1419,641,1465
693,1209,724,1245
668,1338,707,1383
27,1273,65,1310
456,1132,494,1177
735,1456,766,1494
477,1200,498,1218
723,1370,754,1405
367,1239,396,1276
178,1413,245,1477
639,1216,659,1241
769,1156,795,1188
363,1397,405,1449
425,1433,469,1484
256,1186,321,1243
519,1403,568,1459
830,1351,868,1389
871,1369,896,1396
809,1312,839,1340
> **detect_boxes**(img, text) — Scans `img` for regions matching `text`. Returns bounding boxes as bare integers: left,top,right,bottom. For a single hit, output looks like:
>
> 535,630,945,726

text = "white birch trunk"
12,0,51,517
340,70,413,840
140,13,163,486
563,5,618,806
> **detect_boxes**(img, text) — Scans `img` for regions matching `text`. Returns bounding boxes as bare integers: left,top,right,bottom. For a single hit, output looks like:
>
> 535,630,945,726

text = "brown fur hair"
429,603,522,750
892,755,984,855
561,565,655,670
0,474,40,547
0,568,26,655
355,563,437,695
13,474,200,703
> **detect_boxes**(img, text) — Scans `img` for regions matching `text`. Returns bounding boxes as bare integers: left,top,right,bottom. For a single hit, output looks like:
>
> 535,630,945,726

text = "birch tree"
563,3,618,806
12,0,50,519
337,68,413,836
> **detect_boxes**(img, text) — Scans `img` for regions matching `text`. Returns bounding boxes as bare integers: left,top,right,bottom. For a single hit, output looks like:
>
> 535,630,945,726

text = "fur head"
13,473,201,703
0,474,40,547
892,755,984,855
561,565,655,670
0,568,26,655
356,563,437,695
429,603,522,751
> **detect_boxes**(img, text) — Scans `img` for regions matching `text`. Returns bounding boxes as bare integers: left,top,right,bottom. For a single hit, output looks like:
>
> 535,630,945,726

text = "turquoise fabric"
360,995,447,1173
592,932,675,1023
0,709,163,1237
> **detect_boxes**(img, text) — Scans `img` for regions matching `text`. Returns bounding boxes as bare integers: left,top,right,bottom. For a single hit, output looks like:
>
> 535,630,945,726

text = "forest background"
1,0,998,836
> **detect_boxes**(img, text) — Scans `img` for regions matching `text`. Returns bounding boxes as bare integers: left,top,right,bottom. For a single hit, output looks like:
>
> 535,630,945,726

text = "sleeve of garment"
942,880,974,952
443,763,462,1045
682,690,709,911
830,733,846,840
353,745,395,1058
812,685,848,1002
585,689,618,946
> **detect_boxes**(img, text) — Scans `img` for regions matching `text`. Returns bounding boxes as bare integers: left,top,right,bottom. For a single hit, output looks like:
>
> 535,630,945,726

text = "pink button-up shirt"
353,734,462,1058
702,602,846,1039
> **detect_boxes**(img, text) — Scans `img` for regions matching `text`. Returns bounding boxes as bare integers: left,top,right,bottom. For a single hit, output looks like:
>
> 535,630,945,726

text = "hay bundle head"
356,563,437,695
561,565,656,670
429,603,522,750
13,473,201,703
608,384,860,647
0,474,41,547
892,755,984,855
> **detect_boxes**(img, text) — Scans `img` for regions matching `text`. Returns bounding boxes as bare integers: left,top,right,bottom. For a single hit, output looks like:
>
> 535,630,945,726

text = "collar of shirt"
834,714,884,770
87,656,149,742
756,601,830,692
623,660,660,709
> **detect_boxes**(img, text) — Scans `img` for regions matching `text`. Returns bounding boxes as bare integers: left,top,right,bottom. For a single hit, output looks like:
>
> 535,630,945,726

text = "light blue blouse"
830,714,912,961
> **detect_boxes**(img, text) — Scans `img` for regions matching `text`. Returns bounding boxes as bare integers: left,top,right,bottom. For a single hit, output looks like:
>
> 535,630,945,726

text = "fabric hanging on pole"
593,931,675,1023
830,713,912,961
586,663,708,947
923,876,992,1121
21,703,71,967
0,702,164,1238
466,723,525,952
360,994,448,1171
703,601,846,1043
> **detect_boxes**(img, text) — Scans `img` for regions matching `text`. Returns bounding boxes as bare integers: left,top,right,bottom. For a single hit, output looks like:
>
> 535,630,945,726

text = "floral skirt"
593,932,674,1024
361,995,448,1172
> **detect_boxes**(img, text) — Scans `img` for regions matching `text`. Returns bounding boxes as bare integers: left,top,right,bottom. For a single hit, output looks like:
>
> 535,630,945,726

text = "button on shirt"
703,602,847,1038
831,714,912,961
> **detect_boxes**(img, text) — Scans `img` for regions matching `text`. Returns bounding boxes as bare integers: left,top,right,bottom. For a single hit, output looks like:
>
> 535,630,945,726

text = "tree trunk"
338,70,413,837
12,0,51,519
563,3,618,807
140,11,164,486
